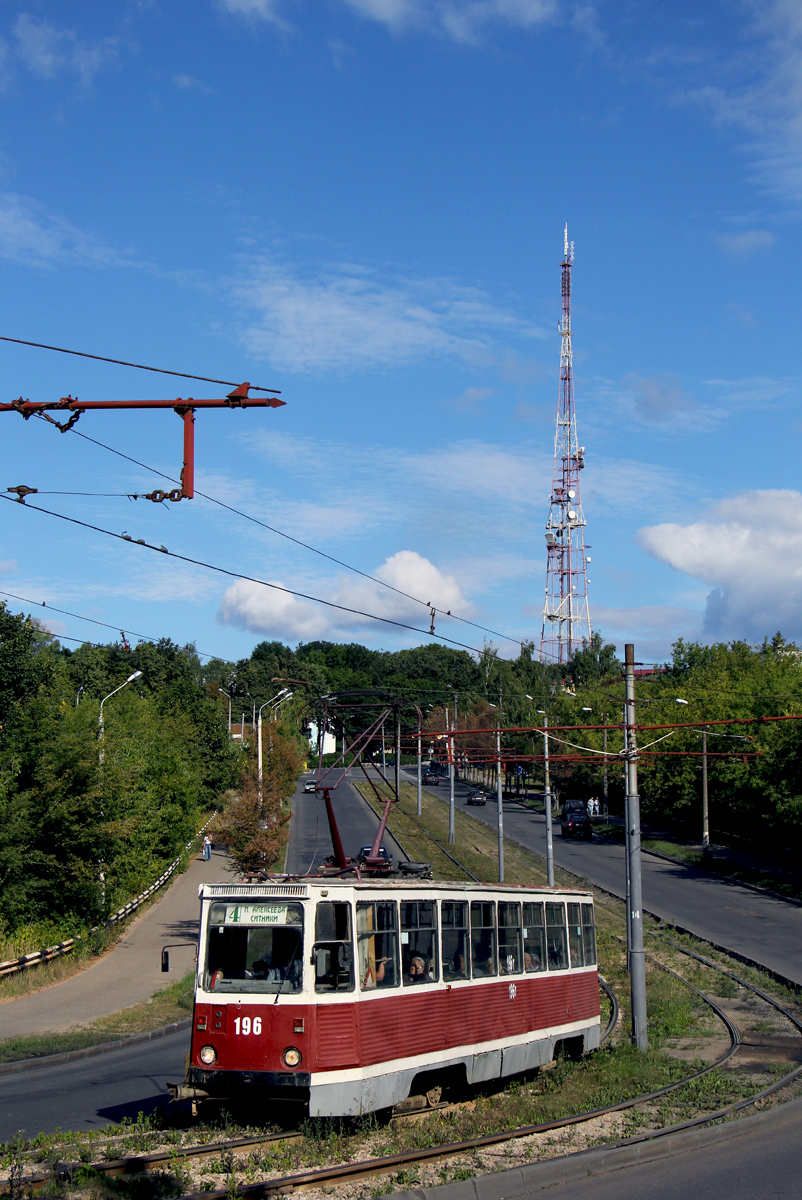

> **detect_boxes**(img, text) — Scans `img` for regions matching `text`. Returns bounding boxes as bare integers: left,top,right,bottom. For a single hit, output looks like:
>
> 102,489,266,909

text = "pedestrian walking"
203,834,212,861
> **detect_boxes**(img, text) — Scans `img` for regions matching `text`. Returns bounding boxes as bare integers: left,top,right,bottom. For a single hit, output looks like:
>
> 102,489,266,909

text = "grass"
0,971,195,1063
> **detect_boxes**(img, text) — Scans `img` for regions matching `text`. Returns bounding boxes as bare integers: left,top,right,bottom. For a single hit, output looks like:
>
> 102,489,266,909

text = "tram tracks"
8,949,801,1200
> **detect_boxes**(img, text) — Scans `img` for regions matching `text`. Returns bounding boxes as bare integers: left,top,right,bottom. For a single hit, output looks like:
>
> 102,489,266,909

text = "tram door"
313,901,360,1069
441,900,471,1046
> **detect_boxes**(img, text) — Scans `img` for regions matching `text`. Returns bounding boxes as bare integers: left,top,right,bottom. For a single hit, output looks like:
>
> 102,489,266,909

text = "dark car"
424,771,439,785
560,801,592,840
358,845,391,862
466,791,487,806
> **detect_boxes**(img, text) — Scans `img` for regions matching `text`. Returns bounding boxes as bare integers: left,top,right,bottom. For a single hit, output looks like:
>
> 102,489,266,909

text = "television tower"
539,225,592,664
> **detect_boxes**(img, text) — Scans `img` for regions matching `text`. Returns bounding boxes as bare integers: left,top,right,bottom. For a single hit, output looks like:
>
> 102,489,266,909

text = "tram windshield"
205,902,304,993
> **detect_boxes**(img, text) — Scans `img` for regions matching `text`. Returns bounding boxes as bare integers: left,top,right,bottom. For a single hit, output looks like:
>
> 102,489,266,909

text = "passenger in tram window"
523,902,547,973
442,900,470,981
357,901,399,990
545,901,569,970
581,904,597,965
401,900,439,985
498,901,523,974
470,901,497,977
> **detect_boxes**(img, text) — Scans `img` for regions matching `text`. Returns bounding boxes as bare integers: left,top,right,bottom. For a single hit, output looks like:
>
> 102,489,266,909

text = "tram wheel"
425,1085,443,1107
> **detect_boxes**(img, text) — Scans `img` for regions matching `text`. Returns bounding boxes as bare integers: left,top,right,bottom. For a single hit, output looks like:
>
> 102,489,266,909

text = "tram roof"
199,878,593,898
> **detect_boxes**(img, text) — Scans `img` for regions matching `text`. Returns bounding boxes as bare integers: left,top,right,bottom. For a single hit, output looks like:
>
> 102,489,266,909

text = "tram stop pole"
624,643,648,1050
496,726,505,883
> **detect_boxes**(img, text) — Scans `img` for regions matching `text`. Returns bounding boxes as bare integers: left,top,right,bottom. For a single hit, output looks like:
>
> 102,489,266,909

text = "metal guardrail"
0,816,214,979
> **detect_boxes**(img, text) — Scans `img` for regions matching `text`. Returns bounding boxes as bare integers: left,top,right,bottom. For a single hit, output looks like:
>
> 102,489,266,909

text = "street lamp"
257,689,292,801
220,687,233,733
97,669,142,908
99,671,143,765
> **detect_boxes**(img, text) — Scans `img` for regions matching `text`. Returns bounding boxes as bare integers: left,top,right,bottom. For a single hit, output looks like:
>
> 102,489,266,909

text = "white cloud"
229,256,547,373
173,73,214,93
0,192,128,270
217,0,291,29
716,229,776,257
591,603,702,660
622,372,697,425
0,560,17,575
638,489,802,642
12,14,120,86
216,550,469,641
449,386,494,412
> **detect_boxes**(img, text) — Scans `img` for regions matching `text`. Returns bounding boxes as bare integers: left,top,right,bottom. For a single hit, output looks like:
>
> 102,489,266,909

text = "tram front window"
400,900,438,984
498,902,522,974
205,902,304,993
442,900,469,980
357,901,399,990
545,901,568,971
522,902,546,972
470,901,497,977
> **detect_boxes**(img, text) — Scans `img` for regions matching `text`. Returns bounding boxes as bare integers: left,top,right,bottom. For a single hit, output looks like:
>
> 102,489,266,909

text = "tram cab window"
567,902,584,968
545,901,569,971
498,902,522,974
314,901,355,992
357,901,399,990
400,901,438,985
442,901,469,981
205,902,304,994
470,901,497,978
581,904,597,965
522,902,546,973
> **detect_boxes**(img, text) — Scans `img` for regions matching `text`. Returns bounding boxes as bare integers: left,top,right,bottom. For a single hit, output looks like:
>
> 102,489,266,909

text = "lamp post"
257,689,291,802
97,669,143,908
624,644,648,1051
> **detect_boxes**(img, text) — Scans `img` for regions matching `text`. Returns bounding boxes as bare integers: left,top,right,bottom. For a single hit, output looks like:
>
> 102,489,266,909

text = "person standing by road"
202,834,212,861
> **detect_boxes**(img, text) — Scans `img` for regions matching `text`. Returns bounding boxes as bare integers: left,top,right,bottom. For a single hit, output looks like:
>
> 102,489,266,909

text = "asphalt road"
407,769,802,986
285,769,409,874
0,1029,189,1141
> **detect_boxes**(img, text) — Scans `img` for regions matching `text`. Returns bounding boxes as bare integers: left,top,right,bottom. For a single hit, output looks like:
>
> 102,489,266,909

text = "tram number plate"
233,1016,262,1035
509,983,517,1000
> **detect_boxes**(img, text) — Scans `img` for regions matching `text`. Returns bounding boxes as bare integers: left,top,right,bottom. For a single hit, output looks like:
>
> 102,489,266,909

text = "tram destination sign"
217,903,300,926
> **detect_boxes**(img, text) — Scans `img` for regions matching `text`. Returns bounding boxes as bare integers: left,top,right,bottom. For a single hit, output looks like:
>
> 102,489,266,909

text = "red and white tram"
178,877,600,1117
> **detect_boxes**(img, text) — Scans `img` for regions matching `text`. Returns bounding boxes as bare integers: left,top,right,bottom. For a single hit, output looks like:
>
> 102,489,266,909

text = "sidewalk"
0,848,236,1040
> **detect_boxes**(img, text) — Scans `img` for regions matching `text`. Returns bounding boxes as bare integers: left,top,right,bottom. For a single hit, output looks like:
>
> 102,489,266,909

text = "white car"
303,779,317,793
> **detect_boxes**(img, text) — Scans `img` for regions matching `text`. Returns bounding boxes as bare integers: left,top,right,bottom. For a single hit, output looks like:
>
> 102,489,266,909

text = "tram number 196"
233,1016,262,1036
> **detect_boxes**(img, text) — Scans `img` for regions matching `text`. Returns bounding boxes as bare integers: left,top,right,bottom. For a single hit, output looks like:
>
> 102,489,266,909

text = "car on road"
358,845,391,862
424,771,439,785
466,791,487,806
560,800,592,839
303,779,317,793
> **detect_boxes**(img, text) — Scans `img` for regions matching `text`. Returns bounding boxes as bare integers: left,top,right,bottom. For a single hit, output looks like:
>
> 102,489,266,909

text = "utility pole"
395,711,401,803
417,727,422,816
539,712,554,887
624,643,648,1050
448,707,456,844
382,723,386,775
496,725,504,882
602,712,608,818
623,703,631,965
702,728,709,849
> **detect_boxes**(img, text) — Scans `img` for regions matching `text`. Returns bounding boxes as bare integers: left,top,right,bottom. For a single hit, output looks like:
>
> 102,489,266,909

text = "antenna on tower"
539,226,592,664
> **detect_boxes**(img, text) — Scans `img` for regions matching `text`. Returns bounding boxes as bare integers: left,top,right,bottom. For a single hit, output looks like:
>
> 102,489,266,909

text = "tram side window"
400,901,439,984
357,901,399,990
567,902,584,968
581,904,597,965
522,902,546,973
442,900,469,981
545,902,568,971
314,901,355,992
498,902,522,974
470,901,497,978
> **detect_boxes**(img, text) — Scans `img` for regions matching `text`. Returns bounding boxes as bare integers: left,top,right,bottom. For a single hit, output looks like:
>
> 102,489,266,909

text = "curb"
393,1093,802,1200
0,1018,192,1075
634,844,802,911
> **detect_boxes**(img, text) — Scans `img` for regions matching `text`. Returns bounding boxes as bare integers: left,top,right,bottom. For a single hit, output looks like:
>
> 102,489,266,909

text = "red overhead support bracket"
0,384,286,501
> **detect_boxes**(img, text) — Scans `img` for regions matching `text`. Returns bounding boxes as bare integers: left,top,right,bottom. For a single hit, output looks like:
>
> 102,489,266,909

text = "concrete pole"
382,724,386,775
417,729,422,816
702,729,709,849
602,712,608,818
542,716,554,887
496,726,504,882
257,710,263,802
624,643,648,1050
395,712,401,802
448,710,455,844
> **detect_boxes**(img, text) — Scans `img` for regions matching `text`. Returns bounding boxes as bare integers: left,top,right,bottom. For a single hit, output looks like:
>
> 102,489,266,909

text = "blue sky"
1,0,801,665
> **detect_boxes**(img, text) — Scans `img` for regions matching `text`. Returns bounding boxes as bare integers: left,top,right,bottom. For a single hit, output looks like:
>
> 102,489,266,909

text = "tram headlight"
199,1045,217,1065
283,1046,302,1068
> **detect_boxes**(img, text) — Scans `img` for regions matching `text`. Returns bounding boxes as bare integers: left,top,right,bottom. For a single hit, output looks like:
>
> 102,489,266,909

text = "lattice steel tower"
539,225,592,664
